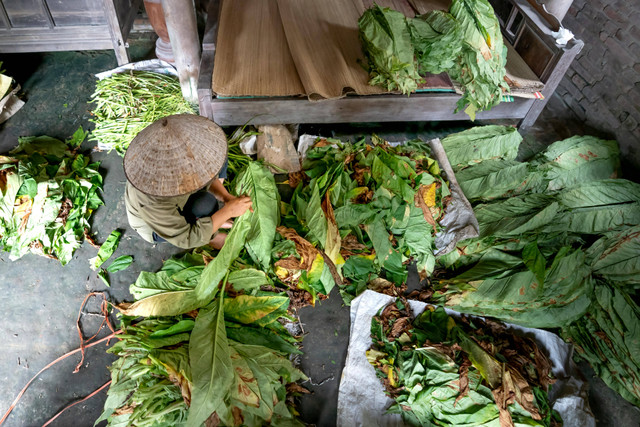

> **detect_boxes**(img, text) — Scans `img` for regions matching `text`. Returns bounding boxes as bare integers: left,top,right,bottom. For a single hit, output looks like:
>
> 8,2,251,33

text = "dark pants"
153,159,228,243
152,191,220,243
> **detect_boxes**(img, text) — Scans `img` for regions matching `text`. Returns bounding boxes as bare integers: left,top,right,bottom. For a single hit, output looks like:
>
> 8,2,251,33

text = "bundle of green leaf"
367,299,559,426
89,70,197,156
358,0,507,119
428,127,640,325
99,163,309,425
275,137,449,305
419,126,640,405
358,5,422,94
408,10,462,75
448,0,509,120
99,251,307,427
561,281,640,407
0,128,103,264
225,124,259,188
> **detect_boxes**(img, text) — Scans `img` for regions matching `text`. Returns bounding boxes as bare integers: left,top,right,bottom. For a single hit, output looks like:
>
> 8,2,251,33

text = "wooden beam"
102,0,130,65
162,0,200,104
207,94,535,126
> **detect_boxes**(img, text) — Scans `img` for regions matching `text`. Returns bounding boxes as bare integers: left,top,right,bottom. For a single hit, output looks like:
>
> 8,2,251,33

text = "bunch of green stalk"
88,70,197,156
225,124,259,187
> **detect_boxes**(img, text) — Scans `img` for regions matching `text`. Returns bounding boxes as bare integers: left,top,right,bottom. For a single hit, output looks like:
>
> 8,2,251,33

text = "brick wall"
555,0,640,168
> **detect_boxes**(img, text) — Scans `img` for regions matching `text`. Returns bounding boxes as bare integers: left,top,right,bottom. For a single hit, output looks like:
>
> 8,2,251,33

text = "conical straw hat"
124,114,227,197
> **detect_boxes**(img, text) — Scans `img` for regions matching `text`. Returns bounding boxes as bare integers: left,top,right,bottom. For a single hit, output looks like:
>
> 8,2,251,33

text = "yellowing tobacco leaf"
422,183,437,207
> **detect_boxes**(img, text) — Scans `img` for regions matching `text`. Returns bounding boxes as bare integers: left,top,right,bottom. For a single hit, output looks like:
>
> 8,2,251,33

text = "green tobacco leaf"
235,163,279,270
305,184,328,246
232,342,307,383
557,179,640,209
402,205,435,276
522,242,546,285
409,10,462,75
228,268,270,292
223,294,289,326
228,346,261,408
90,230,122,271
456,160,540,201
545,202,640,235
119,289,200,317
187,292,233,427
533,136,620,191
562,283,640,407
130,271,193,300
106,255,133,273
371,154,415,203
446,249,593,328
589,226,640,284
334,204,377,229
358,5,421,94
149,319,195,338
226,323,301,355
365,218,407,284
66,126,89,148
440,125,521,169
195,211,252,304
450,249,524,282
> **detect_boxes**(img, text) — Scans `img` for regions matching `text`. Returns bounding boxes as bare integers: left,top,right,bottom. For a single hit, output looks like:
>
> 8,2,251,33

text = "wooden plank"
519,38,583,129
162,0,200,103
201,0,220,51
119,0,142,40
207,94,535,126
0,26,115,52
198,48,215,120
39,0,55,29
0,3,10,29
198,0,220,120
101,0,129,65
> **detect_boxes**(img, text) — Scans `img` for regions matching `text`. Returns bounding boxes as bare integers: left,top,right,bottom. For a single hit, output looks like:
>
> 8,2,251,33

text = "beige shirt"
125,182,214,249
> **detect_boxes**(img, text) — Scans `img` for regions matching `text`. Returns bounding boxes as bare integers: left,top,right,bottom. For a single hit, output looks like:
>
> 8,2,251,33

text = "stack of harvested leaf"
423,125,640,406
275,137,449,305
89,70,196,156
368,299,559,426
99,250,306,427
358,0,508,119
100,163,308,425
0,128,103,264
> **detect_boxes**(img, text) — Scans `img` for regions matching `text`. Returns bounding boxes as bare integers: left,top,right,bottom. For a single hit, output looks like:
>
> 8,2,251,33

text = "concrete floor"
0,41,639,427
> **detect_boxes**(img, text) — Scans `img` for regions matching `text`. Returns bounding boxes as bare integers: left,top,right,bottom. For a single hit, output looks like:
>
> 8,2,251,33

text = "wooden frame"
198,0,583,129
0,0,142,66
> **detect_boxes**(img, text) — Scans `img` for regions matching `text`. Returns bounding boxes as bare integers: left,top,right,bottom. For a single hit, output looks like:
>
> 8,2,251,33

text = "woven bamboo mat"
211,0,455,99
211,0,304,97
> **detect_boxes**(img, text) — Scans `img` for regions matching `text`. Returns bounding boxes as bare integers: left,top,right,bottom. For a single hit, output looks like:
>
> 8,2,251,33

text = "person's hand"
221,196,253,218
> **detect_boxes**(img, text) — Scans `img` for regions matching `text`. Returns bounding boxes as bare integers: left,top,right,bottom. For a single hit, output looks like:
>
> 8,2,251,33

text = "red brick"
603,38,636,69
604,5,628,24
571,73,587,90
622,114,639,131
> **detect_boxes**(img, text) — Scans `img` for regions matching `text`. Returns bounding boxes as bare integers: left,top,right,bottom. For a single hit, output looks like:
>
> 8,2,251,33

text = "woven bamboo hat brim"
123,114,227,197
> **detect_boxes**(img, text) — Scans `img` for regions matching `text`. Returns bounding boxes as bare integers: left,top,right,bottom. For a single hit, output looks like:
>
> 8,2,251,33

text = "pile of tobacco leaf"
101,163,308,426
368,298,559,426
359,0,508,119
275,136,450,305
89,70,196,156
0,128,103,264
422,125,640,407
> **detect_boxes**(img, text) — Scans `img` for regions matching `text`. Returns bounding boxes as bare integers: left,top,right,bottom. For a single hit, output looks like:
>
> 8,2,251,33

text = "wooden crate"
0,0,142,65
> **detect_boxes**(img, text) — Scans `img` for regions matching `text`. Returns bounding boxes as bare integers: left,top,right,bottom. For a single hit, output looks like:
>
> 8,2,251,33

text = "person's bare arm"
210,196,253,234
208,178,234,203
